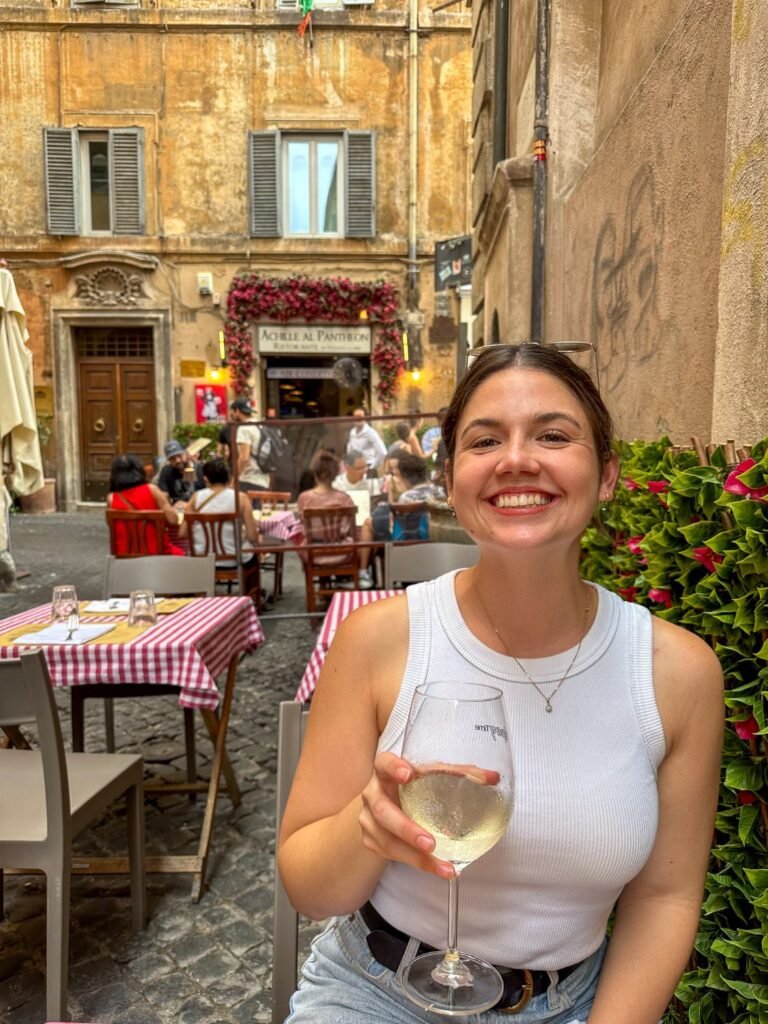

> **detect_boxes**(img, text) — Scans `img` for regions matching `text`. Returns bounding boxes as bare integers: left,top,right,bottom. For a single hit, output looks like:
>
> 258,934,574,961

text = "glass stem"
446,872,460,961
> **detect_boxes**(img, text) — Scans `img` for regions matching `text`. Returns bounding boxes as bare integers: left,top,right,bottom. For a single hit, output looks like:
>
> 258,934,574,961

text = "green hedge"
580,439,768,1024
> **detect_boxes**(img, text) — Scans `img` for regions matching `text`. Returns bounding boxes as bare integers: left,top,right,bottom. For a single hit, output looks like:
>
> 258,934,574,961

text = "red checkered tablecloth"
259,510,303,542
0,597,263,710
295,589,401,703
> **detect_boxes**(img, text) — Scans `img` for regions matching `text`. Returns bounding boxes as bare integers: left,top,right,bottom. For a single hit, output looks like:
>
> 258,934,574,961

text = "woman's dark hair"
202,457,230,485
397,451,428,487
310,450,340,486
109,454,147,493
442,344,613,467
395,421,411,442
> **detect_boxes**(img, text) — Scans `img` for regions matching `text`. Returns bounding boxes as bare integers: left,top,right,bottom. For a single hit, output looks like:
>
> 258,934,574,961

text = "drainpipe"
407,0,419,309
530,0,550,345
492,0,510,166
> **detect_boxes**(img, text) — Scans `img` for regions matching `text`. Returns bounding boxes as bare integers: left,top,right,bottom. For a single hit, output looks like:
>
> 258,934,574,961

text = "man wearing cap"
157,440,199,505
230,397,269,494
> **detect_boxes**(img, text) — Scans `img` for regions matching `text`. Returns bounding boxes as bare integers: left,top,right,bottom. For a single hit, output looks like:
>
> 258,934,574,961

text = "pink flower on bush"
692,547,723,573
627,536,644,556
723,458,768,501
624,478,640,490
738,790,757,806
618,586,639,603
648,587,673,609
647,480,669,494
734,715,760,741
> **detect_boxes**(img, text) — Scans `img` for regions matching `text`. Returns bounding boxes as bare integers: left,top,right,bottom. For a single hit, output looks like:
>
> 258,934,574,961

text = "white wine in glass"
398,681,514,1016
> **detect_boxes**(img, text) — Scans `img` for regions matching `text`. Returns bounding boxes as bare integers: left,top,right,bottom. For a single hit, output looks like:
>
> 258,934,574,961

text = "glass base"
399,950,504,1017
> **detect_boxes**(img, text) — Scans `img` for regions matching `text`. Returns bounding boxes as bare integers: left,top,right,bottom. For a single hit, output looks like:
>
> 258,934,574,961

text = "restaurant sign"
257,325,371,355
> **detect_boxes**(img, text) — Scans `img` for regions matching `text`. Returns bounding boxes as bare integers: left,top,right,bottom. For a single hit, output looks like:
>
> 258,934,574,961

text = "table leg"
1,725,31,750
190,652,239,902
200,709,241,808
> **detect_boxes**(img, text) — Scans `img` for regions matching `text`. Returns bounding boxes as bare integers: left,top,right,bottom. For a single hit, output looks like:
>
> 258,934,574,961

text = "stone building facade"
471,0,767,446
1,0,471,507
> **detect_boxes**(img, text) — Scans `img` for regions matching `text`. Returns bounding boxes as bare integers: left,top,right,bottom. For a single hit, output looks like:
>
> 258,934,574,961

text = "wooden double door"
76,327,157,502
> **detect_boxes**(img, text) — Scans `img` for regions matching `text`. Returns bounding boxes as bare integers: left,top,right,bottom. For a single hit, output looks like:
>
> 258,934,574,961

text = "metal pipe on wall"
530,0,550,345
407,0,419,308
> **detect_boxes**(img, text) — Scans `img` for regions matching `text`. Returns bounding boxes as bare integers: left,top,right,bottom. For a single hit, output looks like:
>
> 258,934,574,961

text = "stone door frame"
52,308,173,510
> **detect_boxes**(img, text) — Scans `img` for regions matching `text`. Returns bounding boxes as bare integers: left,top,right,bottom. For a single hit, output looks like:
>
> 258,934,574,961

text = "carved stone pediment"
73,266,148,306
62,250,158,307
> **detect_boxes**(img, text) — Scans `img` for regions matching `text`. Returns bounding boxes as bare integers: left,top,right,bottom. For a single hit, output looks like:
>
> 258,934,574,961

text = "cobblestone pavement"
0,513,325,1024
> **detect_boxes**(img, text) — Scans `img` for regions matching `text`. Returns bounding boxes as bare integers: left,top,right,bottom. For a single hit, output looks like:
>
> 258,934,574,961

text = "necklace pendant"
545,701,553,713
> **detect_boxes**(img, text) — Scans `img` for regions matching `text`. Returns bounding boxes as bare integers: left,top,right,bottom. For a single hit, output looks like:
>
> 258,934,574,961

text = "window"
276,0,343,9
44,127,145,236
249,130,375,239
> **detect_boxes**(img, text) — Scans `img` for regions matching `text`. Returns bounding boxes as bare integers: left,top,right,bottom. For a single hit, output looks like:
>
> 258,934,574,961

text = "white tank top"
372,572,665,969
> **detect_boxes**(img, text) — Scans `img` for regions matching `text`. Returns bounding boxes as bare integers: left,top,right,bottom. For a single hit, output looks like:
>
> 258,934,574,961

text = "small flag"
298,0,314,38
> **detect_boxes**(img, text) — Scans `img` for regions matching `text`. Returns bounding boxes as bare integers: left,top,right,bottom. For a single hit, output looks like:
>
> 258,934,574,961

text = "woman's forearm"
278,796,387,921
588,893,701,1024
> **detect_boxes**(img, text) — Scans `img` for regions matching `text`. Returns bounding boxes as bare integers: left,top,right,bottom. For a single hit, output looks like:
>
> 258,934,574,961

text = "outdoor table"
296,589,401,702
258,509,304,543
0,596,263,901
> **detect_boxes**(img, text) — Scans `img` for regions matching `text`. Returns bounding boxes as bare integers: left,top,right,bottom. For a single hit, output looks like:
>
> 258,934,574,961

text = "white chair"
0,650,146,1023
384,540,480,589
272,700,309,1024
71,556,216,782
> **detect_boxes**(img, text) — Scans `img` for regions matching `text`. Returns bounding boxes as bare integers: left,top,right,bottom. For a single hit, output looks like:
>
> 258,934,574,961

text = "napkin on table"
14,622,116,646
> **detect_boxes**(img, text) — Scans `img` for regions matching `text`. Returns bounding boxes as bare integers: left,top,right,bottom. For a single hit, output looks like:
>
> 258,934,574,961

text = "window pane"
317,142,339,234
287,142,310,234
88,140,110,231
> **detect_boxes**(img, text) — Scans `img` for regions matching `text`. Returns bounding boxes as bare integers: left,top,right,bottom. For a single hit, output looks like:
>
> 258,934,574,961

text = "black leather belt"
360,901,582,1015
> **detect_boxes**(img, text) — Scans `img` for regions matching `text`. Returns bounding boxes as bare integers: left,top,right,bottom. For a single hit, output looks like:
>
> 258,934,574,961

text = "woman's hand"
358,752,455,879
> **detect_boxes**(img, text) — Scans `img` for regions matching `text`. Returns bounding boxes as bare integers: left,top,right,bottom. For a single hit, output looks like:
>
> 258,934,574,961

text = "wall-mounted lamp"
218,330,228,367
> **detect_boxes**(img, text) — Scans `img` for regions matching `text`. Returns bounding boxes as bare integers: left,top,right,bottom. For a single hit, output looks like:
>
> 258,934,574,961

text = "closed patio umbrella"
0,264,44,590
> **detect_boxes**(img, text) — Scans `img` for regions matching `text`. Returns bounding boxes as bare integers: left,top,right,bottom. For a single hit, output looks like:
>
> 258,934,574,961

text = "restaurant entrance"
264,356,369,419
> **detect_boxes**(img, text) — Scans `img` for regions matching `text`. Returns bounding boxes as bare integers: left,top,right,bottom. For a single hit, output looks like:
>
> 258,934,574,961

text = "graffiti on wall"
591,165,668,403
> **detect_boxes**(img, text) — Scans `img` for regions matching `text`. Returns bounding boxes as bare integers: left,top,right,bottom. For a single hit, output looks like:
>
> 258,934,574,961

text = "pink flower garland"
223,274,404,408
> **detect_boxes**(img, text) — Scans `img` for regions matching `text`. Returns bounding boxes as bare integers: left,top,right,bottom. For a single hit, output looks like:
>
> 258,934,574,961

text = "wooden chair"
301,506,359,613
384,541,480,589
252,492,292,601
70,556,217,787
272,700,309,1024
105,508,170,556
0,650,146,1023
252,491,291,511
185,510,262,606
390,500,430,541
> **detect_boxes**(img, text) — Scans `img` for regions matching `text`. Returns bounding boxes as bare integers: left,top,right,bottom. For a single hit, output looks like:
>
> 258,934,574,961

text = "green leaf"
739,804,760,845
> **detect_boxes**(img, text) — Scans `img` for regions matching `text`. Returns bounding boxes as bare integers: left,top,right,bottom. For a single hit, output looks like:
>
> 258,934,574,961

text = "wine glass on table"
398,681,513,1016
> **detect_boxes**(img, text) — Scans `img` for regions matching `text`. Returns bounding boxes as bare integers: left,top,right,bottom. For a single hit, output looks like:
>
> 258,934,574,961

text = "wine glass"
398,681,513,1016
51,585,79,629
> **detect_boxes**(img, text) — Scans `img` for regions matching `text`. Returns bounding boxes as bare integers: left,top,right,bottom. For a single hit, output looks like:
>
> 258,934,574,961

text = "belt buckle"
499,968,534,1015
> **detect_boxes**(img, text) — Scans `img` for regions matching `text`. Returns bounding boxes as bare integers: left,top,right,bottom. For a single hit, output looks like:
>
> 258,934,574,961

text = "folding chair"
70,555,216,796
384,540,480,588
301,506,359,613
272,700,309,1024
0,650,146,1023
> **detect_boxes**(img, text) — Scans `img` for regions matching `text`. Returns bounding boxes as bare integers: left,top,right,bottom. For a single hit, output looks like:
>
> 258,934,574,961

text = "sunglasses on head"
464,341,601,392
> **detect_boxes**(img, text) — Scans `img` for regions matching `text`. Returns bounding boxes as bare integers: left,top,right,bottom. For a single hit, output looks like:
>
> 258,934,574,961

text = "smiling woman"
276,343,724,1024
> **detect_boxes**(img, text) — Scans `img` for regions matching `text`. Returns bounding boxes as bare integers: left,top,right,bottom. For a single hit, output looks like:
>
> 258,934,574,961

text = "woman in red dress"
107,454,185,556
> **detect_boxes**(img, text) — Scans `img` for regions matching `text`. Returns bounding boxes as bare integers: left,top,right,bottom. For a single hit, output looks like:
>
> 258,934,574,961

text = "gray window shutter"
249,131,281,237
345,130,375,238
109,128,145,235
44,128,79,235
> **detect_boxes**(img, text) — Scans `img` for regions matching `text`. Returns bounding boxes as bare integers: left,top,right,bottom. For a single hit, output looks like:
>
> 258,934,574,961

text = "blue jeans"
285,910,606,1024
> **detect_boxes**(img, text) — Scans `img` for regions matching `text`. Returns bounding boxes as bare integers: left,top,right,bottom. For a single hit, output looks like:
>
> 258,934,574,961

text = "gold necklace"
471,579,593,713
